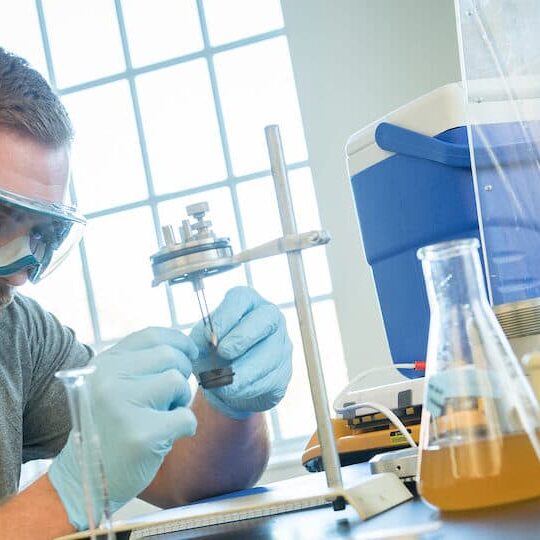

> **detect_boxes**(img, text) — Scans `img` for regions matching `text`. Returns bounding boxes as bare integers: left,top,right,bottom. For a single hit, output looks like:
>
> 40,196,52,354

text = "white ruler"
130,493,331,539
56,471,412,540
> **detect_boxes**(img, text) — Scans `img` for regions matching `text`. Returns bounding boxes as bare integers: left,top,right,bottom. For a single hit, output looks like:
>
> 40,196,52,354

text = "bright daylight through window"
2,0,347,462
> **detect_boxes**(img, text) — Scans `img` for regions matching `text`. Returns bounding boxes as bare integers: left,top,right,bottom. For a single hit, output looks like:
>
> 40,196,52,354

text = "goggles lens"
0,189,85,283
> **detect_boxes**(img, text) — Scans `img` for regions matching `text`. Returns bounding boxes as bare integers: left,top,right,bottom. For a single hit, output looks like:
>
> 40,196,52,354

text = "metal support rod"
265,125,343,491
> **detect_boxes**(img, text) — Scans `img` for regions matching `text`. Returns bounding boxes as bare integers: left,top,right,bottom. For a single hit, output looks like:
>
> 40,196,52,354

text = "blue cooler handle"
375,122,539,168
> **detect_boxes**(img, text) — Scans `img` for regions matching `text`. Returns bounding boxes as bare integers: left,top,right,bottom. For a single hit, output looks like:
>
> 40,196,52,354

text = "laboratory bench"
116,463,540,540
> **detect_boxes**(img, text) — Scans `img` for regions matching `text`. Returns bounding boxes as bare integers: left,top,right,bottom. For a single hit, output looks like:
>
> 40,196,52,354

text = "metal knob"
187,201,213,238
162,225,176,246
186,202,209,219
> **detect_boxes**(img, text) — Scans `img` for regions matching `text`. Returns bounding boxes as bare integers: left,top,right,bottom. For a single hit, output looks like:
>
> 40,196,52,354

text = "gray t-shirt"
0,293,92,500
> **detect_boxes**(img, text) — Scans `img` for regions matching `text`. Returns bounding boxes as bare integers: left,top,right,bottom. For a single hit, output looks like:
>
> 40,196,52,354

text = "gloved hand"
190,287,292,420
48,327,199,531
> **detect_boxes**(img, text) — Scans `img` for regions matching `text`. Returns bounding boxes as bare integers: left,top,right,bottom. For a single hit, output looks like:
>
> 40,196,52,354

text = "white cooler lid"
346,79,540,176
346,83,466,176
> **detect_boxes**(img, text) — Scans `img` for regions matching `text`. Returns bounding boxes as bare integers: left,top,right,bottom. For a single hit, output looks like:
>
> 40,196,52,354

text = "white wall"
281,0,461,379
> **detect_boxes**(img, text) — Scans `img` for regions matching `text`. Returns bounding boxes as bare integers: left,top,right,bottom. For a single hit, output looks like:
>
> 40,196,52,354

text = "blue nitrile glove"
190,287,292,420
48,327,198,531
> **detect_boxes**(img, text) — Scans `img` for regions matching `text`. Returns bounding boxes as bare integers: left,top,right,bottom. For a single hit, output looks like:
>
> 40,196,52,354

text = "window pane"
288,168,322,231
288,168,332,297
137,60,226,194
43,0,125,88
237,178,281,246
203,0,283,46
121,0,203,67
63,81,148,213
237,173,331,303
19,249,94,344
0,0,48,78
84,207,170,341
236,175,290,304
276,301,347,440
248,257,291,306
214,37,307,176
158,187,246,325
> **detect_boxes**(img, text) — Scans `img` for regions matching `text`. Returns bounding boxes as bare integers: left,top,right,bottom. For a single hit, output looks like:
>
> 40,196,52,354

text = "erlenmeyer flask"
417,238,540,511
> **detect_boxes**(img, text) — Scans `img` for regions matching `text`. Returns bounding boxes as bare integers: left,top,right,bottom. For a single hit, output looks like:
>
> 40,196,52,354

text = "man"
0,48,292,539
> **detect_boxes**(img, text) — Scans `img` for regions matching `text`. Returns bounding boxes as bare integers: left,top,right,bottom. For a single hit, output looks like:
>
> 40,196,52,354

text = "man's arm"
0,392,268,540
0,475,74,540
142,287,292,508
141,389,270,507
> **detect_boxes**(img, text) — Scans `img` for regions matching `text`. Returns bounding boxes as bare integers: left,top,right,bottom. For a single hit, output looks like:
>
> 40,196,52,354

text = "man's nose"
2,271,29,286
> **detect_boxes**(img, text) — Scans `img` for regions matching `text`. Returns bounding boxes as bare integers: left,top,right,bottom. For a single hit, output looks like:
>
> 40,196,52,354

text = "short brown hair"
0,47,73,147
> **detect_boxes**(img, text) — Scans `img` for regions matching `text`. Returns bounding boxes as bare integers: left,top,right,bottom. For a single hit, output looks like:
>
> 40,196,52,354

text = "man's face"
0,128,70,309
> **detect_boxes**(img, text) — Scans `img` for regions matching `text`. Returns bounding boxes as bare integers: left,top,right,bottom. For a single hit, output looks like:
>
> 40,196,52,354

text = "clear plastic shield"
454,0,540,310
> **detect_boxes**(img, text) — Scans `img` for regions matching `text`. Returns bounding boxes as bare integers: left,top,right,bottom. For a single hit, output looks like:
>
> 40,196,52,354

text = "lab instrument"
368,447,418,492
150,202,330,391
149,125,411,515
149,126,339,493
303,375,424,472
417,237,540,511
151,202,236,389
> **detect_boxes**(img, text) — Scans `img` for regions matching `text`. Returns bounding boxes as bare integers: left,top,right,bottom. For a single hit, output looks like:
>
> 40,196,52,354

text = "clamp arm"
233,230,331,265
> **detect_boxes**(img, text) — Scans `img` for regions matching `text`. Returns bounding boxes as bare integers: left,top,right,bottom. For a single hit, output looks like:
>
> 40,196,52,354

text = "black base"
332,496,347,511
199,367,235,389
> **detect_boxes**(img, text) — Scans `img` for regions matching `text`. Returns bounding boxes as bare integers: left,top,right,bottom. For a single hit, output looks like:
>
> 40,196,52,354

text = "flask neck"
419,240,487,313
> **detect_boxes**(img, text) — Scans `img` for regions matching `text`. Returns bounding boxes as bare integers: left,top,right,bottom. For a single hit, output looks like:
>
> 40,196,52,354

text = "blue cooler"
346,83,540,373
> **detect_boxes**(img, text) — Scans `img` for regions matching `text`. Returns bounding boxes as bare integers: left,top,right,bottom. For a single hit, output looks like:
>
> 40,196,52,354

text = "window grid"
82,161,309,221
34,0,331,446
194,0,255,290
57,29,287,98
112,0,180,327
35,0,106,343
78,293,334,359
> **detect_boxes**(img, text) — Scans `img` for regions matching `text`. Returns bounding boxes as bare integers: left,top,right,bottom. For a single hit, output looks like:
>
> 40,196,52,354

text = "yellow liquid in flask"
419,431,540,511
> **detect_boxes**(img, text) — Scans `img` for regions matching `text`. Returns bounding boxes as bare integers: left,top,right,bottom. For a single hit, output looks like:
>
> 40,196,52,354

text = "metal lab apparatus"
149,126,412,517
150,126,342,498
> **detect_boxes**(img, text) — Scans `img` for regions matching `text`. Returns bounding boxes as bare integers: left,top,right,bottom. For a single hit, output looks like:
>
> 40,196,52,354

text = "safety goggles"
0,187,86,283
